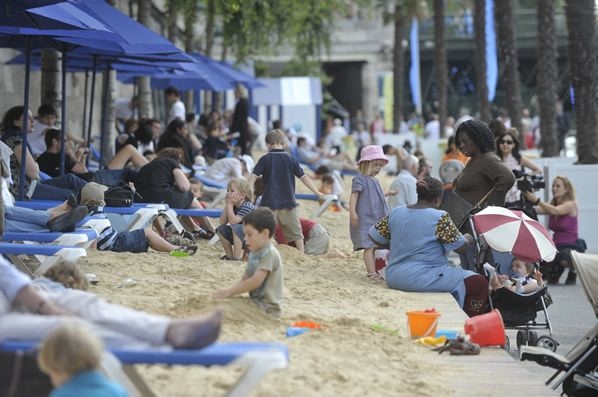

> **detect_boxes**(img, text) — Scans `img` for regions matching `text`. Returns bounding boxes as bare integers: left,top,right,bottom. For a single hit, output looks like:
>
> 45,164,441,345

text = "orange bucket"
464,309,506,347
406,310,441,338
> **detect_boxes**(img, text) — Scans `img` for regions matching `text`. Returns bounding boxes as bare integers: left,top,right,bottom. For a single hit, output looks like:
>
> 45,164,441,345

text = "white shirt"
29,121,51,156
168,100,186,124
115,98,133,121
424,120,440,141
203,158,243,184
325,125,347,149
387,170,417,208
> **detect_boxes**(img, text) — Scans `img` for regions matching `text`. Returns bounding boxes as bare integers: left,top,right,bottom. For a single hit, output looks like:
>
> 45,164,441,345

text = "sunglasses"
499,139,514,145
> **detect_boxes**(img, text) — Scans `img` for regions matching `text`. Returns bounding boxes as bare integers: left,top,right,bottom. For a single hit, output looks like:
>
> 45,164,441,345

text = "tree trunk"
495,0,523,133
536,0,559,157
40,49,61,113
136,0,153,119
565,0,598,163
204,0,215,57
100,69,116,162
433,0,447,137
473,0,491,121
392,4,408,134
166,0,178,43
183,0,197,112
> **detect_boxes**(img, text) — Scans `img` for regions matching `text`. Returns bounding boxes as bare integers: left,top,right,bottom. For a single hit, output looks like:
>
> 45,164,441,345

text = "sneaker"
170,245,198,257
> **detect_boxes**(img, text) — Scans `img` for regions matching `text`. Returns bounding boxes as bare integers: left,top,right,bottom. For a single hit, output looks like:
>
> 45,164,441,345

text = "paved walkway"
408,291,559,396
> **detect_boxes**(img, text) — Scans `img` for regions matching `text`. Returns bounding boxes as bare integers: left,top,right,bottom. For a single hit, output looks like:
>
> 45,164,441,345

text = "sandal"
367,272,384,281
433,337,480,355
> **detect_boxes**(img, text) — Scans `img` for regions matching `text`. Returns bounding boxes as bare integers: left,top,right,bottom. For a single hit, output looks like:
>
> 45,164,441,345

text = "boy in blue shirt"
38,322,128,397
248,130,324,253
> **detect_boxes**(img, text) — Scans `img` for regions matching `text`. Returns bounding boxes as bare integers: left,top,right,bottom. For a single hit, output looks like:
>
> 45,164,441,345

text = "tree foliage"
190,0,347,73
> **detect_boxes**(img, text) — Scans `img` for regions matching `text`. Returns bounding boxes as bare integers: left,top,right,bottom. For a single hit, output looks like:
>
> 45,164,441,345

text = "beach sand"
78,174,458,397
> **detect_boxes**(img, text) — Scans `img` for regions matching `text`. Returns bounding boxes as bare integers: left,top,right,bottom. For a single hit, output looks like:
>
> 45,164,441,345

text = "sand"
77,173,455,397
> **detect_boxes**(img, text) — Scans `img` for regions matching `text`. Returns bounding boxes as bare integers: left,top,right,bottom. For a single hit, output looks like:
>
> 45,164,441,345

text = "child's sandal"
367,272,383,281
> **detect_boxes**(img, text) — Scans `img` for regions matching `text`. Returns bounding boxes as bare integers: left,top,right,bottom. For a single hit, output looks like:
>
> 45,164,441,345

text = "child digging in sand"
38,322,128,397
213,208,283,317
484,259,544,294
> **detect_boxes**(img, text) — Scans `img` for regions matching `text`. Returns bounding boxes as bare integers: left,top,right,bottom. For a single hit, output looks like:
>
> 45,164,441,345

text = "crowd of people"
0,93,586,395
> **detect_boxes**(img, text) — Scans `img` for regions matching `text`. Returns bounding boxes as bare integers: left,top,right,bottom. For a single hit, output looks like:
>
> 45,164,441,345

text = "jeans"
31,174,87,201
4,205,50,232
92,168,137,187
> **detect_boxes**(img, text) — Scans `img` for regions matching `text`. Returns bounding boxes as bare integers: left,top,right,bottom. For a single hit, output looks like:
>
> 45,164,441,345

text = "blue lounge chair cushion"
2,229,98,243
193,174,227,189
0,340,289,367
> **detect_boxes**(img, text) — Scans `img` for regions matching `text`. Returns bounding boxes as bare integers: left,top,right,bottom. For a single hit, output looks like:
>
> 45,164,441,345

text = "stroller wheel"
536,335,558,352
516,330,528,349
528,331,538,346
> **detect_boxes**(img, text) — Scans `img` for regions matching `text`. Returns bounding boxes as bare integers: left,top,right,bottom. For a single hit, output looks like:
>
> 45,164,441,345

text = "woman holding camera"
496,128,542,208
524,176,580,285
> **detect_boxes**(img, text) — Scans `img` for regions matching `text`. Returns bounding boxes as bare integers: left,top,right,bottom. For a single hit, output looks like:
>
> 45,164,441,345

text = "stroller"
520,251,598,396
469,206,559,352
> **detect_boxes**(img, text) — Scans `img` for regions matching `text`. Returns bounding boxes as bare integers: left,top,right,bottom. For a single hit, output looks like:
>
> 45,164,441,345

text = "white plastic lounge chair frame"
0,242,86,277
0,341,289,397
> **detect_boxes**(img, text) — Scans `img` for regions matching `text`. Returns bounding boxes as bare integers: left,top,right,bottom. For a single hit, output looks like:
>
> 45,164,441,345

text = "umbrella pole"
99,62,112,168
59,47,67,176
86,56,98,167
18,38,32,201
82,69,89,146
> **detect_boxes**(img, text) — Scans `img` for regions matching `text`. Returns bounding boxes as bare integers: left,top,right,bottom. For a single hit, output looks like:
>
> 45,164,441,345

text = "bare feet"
166,309,223,350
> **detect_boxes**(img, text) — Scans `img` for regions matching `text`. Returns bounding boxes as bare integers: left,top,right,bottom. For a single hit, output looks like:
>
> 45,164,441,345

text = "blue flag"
409,17,422,114
486,0,498,101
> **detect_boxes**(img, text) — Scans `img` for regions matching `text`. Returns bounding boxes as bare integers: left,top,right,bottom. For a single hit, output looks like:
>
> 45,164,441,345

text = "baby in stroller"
484,258,544,294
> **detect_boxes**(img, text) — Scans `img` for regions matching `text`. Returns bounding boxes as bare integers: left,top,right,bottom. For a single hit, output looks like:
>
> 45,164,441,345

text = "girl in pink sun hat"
350,145,395,280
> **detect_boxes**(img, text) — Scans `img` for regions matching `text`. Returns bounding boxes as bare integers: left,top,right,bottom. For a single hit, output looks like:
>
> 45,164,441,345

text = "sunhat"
238,154,254,173
357,145,389,164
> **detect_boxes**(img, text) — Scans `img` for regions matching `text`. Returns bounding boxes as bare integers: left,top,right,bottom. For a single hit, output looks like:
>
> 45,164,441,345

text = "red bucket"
464,309,506,347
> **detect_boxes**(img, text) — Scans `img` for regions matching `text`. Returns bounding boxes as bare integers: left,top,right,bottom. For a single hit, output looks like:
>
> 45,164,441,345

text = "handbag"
103,184,136,207
440,187,496,231
440,189,473,230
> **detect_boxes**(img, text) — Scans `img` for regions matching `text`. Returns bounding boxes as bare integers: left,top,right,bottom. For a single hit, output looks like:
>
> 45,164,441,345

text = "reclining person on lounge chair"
0,257,222,350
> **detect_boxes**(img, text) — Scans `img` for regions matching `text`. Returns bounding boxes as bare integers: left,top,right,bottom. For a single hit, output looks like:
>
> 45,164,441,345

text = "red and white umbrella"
472,206,557,262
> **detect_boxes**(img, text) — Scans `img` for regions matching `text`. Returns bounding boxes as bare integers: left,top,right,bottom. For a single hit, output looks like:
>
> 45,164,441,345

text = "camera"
513,170,545,192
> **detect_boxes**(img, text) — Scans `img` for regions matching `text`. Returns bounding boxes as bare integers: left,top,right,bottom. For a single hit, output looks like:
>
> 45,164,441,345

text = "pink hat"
357,145,389,164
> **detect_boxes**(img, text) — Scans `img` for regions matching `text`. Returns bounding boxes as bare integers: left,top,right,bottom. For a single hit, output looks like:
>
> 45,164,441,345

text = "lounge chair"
0,242,86,277
0,340,289,397
2,228,98,249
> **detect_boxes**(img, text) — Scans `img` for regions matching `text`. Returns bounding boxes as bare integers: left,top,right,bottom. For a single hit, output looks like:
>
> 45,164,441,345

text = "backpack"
103,185,136,207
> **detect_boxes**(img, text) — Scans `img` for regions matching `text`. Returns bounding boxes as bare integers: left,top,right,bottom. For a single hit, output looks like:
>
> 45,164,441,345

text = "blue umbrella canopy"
6,50,189,73
72,0,182,55
0,1,110,31
189,52,264,89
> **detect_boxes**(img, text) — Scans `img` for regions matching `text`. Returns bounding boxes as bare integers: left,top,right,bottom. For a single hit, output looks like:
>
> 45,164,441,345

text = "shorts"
305,223,330,255
272,207,303,242
110,229,149,253
216,223,245,244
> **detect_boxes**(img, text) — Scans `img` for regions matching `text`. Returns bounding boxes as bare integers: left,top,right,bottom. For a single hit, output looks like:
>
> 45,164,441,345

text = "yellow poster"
382,72,393,132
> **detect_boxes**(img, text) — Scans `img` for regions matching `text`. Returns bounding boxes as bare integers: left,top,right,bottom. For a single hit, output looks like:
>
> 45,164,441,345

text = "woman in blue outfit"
369,177,489,317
